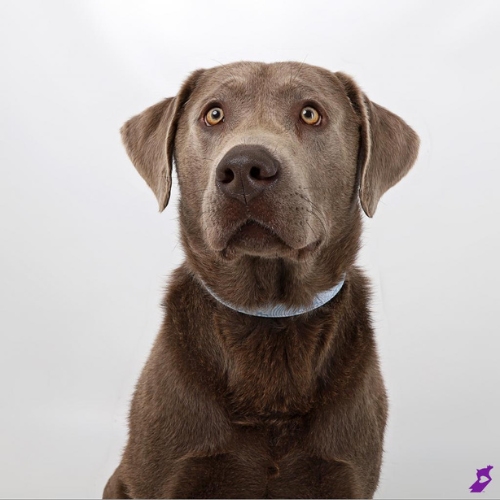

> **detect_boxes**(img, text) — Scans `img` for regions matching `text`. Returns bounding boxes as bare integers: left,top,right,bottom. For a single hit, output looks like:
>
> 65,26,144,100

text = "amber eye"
300,106,321,125
205,107,224,126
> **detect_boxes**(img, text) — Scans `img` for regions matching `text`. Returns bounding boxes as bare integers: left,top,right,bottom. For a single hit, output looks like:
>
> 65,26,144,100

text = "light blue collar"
199,273,346,318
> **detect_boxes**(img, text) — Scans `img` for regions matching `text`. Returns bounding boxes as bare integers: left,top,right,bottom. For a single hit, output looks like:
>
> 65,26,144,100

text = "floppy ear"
120,69,205,212
334,72,420,217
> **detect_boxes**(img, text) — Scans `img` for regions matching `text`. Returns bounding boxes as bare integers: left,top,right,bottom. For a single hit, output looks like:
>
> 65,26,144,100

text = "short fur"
103,61,419,499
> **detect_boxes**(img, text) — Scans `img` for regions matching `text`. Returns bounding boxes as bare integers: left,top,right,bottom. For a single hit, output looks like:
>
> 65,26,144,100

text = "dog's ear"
120,69,205,212
334,72,420,217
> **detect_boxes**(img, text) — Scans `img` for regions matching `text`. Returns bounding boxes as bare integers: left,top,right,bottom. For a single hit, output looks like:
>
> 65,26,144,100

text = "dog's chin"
220,221,321,262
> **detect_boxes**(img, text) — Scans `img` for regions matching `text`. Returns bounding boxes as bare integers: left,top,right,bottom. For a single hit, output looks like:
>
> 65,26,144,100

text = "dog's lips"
228,220,285,246
223,219,322,261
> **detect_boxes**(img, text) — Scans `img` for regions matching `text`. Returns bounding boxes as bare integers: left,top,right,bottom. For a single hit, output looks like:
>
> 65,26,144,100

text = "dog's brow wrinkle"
288,58,308,86
210,79,248,97
276,83,322,99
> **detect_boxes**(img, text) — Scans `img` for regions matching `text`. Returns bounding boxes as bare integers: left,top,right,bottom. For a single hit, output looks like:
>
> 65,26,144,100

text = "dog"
476,465,494,481
103,61,419,499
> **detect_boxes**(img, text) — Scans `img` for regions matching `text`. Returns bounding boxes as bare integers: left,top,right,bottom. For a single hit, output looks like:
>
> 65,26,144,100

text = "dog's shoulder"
160,262,212,317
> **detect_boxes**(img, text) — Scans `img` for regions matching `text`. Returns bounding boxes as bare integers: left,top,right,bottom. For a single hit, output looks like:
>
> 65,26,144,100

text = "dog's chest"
214,312,331,417
231,411,309,461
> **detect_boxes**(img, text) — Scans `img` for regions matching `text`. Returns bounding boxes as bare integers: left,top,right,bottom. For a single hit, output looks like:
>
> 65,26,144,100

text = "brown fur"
104,61,419,498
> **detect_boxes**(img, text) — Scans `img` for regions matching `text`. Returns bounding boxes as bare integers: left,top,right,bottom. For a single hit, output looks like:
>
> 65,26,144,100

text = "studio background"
1,1,499,498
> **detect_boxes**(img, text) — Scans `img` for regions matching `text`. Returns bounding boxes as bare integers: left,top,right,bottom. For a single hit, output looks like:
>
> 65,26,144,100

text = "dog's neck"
184,247,350,316
197,273,346,317
179,205,362,316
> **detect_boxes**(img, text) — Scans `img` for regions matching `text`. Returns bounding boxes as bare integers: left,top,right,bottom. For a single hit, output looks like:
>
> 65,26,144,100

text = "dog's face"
121,62,419,263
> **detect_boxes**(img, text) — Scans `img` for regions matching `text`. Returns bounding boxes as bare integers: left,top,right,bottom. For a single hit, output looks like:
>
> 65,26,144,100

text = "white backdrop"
1,1,499,498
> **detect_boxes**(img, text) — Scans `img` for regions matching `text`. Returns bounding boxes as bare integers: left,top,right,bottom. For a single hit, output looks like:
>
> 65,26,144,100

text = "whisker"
304,218,318,242
296,191,323,217
303,207,328,239
295,192,328,236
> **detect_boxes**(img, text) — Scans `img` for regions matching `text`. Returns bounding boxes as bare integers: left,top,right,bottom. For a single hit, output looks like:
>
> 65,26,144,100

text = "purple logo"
470,465,493,493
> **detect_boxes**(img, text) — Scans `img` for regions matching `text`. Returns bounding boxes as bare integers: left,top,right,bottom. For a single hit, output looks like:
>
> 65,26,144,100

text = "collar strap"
198,273,346,318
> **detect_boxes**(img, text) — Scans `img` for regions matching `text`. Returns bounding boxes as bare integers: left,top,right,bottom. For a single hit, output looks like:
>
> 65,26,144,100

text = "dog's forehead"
192,62,341,103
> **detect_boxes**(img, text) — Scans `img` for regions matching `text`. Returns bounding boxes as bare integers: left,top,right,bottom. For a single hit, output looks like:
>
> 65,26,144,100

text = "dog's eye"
300,106,321,125
205,107,224,126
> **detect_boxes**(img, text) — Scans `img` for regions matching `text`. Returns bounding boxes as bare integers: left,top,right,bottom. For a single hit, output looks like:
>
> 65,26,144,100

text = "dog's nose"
215,145,280,204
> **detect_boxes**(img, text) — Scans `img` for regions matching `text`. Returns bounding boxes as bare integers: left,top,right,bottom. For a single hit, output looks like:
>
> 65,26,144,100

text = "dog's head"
121,62,419,265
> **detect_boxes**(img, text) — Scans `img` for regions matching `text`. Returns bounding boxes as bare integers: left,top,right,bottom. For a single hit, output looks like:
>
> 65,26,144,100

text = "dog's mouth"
223,219,321,260
226,220,285,247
